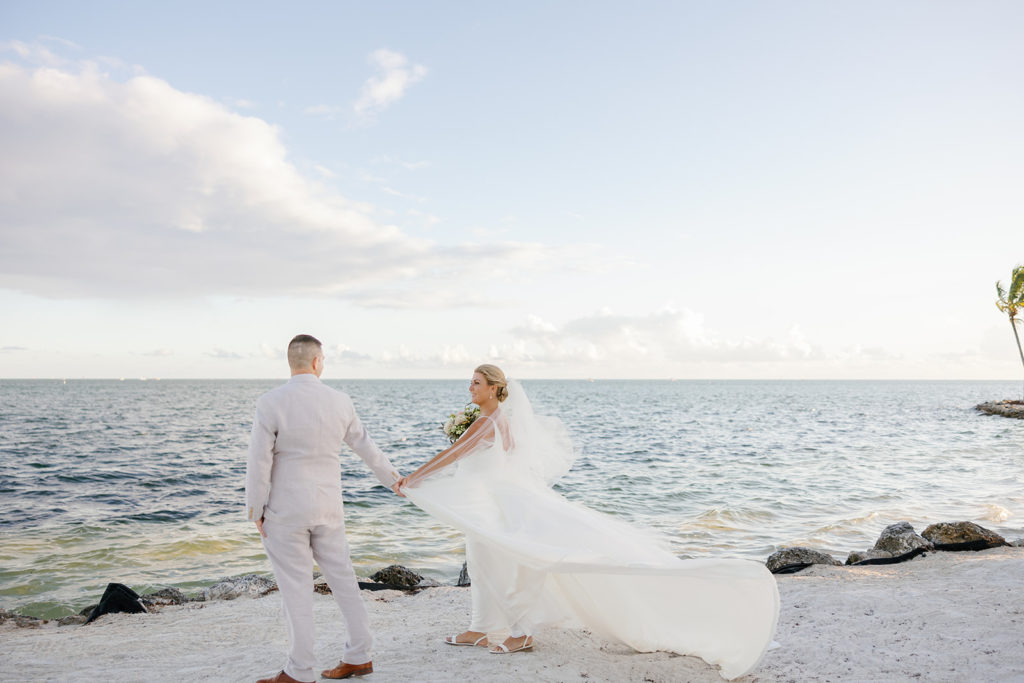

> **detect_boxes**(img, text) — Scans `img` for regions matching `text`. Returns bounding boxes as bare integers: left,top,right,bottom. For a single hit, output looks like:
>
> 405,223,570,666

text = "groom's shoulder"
253,384,285,411
322,383,354,403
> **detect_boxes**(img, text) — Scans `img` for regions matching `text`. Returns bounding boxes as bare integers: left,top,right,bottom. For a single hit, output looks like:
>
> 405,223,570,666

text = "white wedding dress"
403,381,779,680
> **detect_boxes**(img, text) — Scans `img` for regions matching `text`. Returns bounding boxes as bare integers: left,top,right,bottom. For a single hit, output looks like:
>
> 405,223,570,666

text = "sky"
1,1,1022,379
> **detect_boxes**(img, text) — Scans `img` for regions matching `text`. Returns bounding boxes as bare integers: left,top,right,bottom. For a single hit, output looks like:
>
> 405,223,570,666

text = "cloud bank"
268,308,828,373
0,59,545,305
499,309,824,366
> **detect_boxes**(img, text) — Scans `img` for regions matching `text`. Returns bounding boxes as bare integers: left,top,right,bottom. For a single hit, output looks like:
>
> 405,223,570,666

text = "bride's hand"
392,476,408,497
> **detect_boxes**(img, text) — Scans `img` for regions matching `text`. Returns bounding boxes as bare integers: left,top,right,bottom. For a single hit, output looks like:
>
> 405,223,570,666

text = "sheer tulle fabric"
403,381,779,680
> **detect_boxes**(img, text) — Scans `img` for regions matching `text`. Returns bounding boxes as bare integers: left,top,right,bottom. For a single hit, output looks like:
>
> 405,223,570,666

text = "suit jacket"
245,373,399,527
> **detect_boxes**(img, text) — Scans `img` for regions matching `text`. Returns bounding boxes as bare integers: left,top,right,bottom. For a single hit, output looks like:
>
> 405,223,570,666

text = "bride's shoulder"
486,407,509,422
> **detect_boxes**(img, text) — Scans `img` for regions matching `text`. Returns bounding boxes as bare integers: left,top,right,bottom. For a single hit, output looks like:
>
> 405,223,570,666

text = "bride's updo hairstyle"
474,364,509,402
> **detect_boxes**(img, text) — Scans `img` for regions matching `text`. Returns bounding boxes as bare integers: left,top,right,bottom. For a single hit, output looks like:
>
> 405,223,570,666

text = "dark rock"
0,608,45,628
314,582,332,595
975,400,1024,419
457,561,471,587
369,565,422,589
357,581,417,592
921,521,1007,551
851,546,929,565
846,549,894,565
766,547,842,574
79,604,98,617
873,522,933,556
85,583,148,624
202,574,277,601
141,587,189,607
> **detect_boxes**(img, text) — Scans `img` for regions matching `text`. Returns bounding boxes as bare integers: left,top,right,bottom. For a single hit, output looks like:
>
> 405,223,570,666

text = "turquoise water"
2,379,1023,619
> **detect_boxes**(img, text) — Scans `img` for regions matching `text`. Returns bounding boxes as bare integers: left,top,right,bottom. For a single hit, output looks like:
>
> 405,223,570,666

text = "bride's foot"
444,630,488,647
490,635,533,654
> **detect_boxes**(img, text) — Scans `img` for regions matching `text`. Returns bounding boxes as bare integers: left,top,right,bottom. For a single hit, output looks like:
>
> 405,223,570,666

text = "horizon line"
1,377,1020,382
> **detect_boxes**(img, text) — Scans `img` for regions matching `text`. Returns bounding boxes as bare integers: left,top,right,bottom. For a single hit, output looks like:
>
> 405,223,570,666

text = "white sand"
3,547,1023,682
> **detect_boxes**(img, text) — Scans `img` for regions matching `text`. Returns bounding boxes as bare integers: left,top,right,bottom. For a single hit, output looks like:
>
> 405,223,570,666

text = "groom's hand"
255,517,267,538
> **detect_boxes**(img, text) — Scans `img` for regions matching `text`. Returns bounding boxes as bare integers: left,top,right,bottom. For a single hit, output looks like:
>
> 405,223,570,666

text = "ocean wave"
981,504,1012,522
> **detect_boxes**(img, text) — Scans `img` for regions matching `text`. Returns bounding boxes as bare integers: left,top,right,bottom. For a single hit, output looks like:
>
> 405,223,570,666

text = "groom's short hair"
287,334,323,369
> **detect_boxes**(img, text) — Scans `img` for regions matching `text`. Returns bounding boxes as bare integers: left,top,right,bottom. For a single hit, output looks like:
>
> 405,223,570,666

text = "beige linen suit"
245,373,399,682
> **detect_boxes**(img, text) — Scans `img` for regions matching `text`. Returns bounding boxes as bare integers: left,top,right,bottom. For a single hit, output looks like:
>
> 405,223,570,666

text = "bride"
398,364,779,680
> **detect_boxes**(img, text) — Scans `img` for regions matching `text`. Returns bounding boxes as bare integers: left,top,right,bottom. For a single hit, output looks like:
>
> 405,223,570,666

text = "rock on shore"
976,400,1024,419
922,521,1007,550
872,521,933,555
766,547,842,573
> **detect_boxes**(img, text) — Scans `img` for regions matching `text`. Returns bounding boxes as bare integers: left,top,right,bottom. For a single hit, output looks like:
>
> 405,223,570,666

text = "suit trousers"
262,519,372,681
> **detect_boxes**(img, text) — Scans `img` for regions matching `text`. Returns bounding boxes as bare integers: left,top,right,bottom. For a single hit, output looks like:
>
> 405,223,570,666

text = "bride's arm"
403,415,496,488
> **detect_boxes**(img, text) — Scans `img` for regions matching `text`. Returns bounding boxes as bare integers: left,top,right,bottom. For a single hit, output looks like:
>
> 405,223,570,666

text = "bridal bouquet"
442,404,480,443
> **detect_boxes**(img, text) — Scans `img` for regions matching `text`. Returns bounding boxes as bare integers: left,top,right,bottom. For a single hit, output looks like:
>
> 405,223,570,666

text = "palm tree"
996,264,1024,390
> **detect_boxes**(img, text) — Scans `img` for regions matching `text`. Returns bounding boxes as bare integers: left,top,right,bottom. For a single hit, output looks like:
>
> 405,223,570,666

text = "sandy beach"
2,547,1023,682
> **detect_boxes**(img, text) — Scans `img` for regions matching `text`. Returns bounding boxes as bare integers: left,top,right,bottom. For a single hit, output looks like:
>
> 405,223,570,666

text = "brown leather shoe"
255,671,313,683
321,660,373,679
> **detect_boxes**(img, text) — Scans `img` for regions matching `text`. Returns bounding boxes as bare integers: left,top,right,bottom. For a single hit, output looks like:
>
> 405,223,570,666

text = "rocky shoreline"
5,520,1023,631
975,399,1024,419
0,564,453,629
766,520,1024,574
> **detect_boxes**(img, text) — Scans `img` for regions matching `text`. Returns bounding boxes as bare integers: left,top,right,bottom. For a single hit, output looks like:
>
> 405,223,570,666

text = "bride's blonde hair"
474,364,509,402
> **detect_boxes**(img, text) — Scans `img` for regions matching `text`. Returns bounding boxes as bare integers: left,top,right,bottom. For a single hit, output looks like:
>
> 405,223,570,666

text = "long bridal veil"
403,380,779,680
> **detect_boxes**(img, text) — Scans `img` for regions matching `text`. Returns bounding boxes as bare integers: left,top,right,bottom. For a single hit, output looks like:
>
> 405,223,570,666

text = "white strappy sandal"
444,633,488,647
490,635,533,654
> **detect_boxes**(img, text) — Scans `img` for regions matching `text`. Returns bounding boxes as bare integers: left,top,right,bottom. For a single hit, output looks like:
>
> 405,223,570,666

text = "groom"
246,334,402,682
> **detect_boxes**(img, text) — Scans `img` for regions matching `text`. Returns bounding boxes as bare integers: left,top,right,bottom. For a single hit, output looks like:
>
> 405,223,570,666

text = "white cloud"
368,155,428,171
207,348,243,360
0,61,560,304
313,164,336,178
353,49,427,116
501,308,827,367
39,36,81,50
359,171,388,184
407,209,441,227
312,309,828,373
328,344,373,364
303,103,343,118
375,343,473,368
382,186,426,202
1,40,66,66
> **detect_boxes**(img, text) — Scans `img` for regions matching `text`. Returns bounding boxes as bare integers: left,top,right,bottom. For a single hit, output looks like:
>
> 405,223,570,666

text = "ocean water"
1,379,1022,619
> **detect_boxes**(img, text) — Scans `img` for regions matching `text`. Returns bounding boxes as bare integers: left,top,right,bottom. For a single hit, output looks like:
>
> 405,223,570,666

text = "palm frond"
1009,264,1024,305
997,280,1009,312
